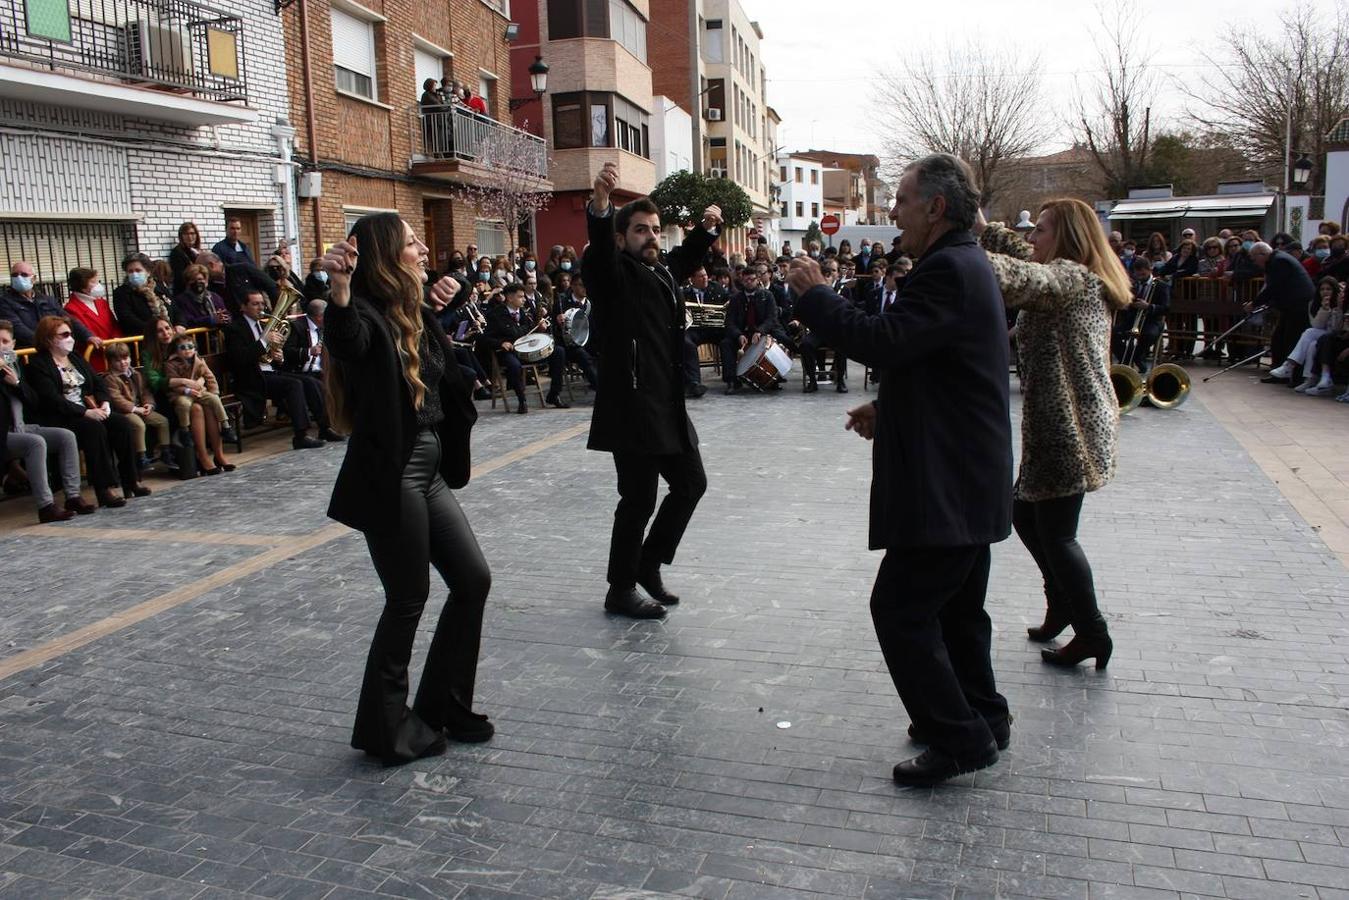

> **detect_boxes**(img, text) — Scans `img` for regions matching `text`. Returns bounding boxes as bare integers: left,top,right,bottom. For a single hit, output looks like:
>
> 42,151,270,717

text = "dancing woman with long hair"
977,200,1131,670
321,213,493,765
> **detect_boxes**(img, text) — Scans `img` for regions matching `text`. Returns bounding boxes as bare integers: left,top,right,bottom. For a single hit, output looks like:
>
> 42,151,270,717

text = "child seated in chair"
99,342,171,469
164,335,235,474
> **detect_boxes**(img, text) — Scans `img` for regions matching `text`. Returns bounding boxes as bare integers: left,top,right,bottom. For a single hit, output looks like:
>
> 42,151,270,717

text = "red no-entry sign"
820,214,840,236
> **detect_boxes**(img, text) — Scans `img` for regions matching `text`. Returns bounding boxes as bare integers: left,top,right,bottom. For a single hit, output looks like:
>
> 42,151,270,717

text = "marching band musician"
483,282,568,413
584,161,720,620
548,273,600,394
681,265,725,398
1110,256,1170,373
801,259,849,393
721,267,780,394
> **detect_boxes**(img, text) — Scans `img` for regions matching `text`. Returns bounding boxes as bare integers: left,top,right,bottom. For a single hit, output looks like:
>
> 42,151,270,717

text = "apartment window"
706,79,725,119
811,203,820,218
779,165,786,181
704,19,723,63
479,73,497,111
549,0,646,63
781,202,788,217
331,6,378,100
475,220,507,257
552,93,585,149
795,202,803,217
794,166,802,183
810,169,818,185
413,45,446,95
614,95,649,158
553,91,647,157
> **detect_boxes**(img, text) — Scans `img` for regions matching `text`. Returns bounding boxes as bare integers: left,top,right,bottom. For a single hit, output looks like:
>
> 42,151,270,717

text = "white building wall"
776,153,823,233
651,97,694,182
0,0,293,275
1325,148,1349,229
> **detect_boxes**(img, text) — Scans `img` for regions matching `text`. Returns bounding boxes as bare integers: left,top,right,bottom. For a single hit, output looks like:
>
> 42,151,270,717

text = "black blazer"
168,244,200,293
582,207,716,455
796,228,1013,550
25,352,109,428
222,315,271,407
1256,250,1316,315
324,299,476,534
282,315,322,373
483,303,540,346
724,289,779,340
112,282,178,337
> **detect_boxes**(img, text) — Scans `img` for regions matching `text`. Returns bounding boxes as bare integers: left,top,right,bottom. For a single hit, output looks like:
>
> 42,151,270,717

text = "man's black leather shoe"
685,383,708,398
318,428,345,442
293,435,323,450
892,743,998,787
546,395,570,409
908,714,1012,751
604,586,667,619
803,380,818,394
836,379,849,393
637,568,679,605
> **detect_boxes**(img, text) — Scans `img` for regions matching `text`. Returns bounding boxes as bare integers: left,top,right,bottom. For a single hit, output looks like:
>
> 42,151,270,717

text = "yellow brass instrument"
1110,277,1191,412
684,301,727,330
257,280,302,355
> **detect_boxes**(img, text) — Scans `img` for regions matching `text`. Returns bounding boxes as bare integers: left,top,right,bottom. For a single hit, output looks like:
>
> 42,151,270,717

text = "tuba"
258,280,302,349
1109,277,1192,412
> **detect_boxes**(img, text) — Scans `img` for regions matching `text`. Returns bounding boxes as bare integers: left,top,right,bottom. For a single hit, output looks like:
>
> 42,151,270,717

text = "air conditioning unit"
705,108,723,121
125,20,193,81
709,167,727,179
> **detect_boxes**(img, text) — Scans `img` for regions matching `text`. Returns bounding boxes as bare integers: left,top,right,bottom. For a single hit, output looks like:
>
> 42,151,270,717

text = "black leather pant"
607,447,707,588
353,428,491,762
870,544,1008,758
1012,493,1107,639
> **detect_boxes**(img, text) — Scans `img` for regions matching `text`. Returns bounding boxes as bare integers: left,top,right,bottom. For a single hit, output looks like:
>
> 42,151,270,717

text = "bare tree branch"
454,121,553,256
872,38,1048,207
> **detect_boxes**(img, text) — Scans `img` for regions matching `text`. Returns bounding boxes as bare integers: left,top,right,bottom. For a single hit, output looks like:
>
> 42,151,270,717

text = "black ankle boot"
1026,608,1070,643
1041,634,1113,670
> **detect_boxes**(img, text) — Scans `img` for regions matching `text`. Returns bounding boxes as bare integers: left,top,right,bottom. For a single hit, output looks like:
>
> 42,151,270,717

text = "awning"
1108,194,1276,221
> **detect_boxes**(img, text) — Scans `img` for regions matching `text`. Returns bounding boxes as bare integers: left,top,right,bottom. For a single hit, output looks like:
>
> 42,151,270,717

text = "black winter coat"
795,228,1013,550
324,298,476,533
582,207,716,455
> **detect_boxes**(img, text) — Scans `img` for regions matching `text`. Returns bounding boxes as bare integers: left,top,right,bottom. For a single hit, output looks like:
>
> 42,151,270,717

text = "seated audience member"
112,252,176,337
304,259,331,301
165,334,236,473
194,250,277,316
174,264,230,327
1296,280,1348,397
224,290,335,449
484,282,568,413
63,267,122,372
100,342,170,469
1305,236,1331,279
0,319,81,522
283,298,326,380
1278,277,1342,391
27,315,141,507
1321,236,1349,283
1112,256,1170,372
721,266,780,394
1,261,95,350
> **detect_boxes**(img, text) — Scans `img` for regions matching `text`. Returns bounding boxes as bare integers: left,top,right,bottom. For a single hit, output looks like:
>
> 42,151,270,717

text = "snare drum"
735,336,793,389
514,333,555,364
560,305,590,347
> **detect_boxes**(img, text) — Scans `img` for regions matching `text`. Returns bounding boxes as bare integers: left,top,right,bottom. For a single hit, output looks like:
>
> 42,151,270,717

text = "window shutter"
331,8,374,78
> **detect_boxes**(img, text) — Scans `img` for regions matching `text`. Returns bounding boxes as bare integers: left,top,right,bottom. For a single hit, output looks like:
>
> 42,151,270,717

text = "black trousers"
452,345,487,383
1012,493,1107,639
257,370,315,436
871,544,1007,758
562,344,599,389
354,428,491,762
682,327,721,385
65,414,137,492
1112,321,1163,368
293,371,332,430
607,447,707,589
802,331,847,382
497,346,566,401
1269,304,1310,368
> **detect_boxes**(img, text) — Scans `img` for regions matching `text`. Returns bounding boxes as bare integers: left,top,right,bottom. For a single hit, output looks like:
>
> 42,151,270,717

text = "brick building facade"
0,0,292,296
279,0,547,270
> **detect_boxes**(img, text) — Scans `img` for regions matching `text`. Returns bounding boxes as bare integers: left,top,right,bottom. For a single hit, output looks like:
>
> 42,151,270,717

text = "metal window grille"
0,219,138,301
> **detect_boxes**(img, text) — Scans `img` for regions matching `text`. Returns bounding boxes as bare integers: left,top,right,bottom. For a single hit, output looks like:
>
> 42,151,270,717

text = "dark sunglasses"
176,344,196,352
55,330,72,337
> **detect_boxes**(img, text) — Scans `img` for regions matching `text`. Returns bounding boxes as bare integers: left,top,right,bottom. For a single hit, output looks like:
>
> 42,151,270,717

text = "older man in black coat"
788,153,1014,787
585,162,721,619
1248,242,1316,377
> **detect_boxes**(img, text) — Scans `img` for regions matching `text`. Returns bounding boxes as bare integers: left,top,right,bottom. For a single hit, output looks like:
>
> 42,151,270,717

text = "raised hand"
320,236,359,307
428,275,460,311
592,162,619,211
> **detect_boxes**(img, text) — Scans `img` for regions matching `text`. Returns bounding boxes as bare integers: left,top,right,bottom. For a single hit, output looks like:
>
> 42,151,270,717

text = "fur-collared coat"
981,223,1126,503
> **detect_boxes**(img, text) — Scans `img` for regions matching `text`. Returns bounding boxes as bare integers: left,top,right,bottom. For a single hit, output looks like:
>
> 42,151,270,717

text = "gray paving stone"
2,387,1348,899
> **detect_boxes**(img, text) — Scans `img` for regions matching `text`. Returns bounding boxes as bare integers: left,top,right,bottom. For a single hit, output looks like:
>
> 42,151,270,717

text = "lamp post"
508,56,549,111
1292,154,1313,190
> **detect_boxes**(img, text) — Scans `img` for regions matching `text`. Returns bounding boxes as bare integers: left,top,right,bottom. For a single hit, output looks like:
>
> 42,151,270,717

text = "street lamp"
509,56,549,110
1292,154,1314,189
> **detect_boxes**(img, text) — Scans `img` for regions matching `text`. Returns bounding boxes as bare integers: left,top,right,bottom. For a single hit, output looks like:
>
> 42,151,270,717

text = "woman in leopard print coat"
977,199,1131,670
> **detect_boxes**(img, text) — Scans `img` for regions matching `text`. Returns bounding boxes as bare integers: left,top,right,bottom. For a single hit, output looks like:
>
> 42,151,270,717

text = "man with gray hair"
1248,240,1316,382
786,153,1013,786
284,297,328,378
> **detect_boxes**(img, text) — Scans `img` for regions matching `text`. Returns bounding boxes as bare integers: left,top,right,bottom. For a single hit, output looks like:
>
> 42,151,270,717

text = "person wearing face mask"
516,253,538,282
0,261,97,350
304,259,332,301
62,267,123,372
1320,236,1349,283
112,252,175,338
174,264,230,327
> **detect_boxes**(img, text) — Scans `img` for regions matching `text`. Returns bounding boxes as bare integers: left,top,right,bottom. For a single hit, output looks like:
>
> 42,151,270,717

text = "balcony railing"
0,0,247,102
412,103,548,180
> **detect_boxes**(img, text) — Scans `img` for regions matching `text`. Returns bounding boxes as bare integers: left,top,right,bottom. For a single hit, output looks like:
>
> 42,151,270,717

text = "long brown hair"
327,213,427,430
1036,199,1131,311
147,315,175,372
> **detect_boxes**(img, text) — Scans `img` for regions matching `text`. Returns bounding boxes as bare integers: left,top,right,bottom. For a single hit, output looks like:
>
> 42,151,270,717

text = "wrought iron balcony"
0,0,247,102
411,103,549,184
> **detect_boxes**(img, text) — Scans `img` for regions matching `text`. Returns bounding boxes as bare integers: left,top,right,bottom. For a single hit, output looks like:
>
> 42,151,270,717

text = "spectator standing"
212,217,254,266
1197,238,1225,276
1249,242,1315,377
168,222,203,292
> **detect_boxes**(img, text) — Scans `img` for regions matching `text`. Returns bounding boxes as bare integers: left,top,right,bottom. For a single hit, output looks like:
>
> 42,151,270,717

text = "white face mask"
57,336,76,353
89,283,106,298
495,269,506,278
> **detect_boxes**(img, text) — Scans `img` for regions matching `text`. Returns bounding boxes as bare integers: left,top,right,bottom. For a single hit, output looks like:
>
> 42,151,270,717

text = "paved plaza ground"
1,367,1347,899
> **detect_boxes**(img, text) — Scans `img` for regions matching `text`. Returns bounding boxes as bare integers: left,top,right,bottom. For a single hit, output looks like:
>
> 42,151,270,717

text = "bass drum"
560,305,590,347
735,336,794,389
513,333,555,364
